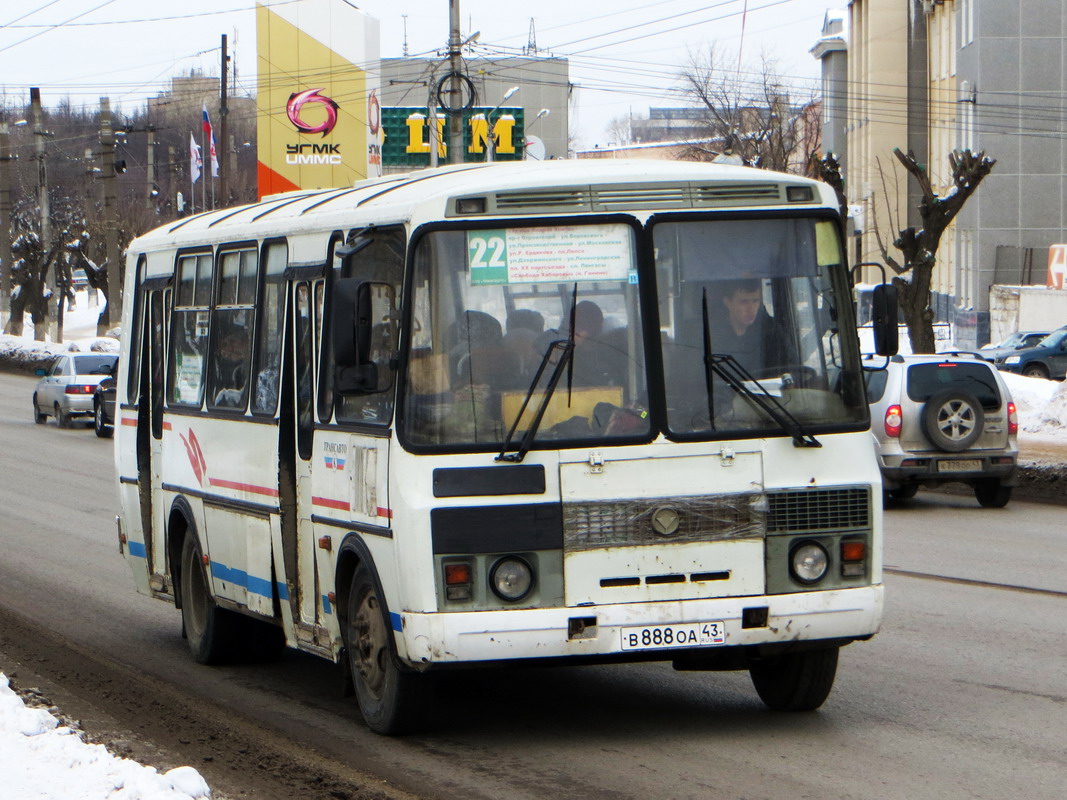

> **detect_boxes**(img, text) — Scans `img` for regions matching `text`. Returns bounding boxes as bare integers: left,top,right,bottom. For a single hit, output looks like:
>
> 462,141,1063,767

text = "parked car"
33,353,118,428
991,326,1067,379
980,329,1051,363
71,268,89,289
93,370,117,438
865,352,1018,507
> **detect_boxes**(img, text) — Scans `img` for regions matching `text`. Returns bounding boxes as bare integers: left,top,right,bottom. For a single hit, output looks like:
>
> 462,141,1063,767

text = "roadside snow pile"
1000,372,1067,438
0,674,211,800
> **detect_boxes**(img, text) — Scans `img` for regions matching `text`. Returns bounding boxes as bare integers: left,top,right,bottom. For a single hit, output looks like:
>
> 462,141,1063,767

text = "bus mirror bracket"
332,277,382,394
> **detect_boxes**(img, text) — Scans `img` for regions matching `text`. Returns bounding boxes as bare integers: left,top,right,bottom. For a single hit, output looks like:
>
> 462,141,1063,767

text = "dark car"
93,371,117,438
992,326,1067,379
980,330,1051,363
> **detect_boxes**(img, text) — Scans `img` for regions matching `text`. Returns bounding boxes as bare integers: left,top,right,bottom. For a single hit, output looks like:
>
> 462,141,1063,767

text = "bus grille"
563,493,764,552
766,487,871,533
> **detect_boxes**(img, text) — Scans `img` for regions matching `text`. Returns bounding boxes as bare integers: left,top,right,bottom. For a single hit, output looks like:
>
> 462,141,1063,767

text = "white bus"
115,160,886,734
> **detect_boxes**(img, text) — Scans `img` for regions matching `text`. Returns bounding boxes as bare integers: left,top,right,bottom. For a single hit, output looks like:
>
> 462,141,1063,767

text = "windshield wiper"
700,289,820,448
497,285,579,463
496,339,575,462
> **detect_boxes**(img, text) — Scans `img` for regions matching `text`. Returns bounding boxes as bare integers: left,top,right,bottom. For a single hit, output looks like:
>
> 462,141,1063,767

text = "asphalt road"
0,372,1064,800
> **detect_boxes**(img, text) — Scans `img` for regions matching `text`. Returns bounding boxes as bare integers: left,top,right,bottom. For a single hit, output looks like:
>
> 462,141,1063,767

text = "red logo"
287,88,340,137
179,428,208,487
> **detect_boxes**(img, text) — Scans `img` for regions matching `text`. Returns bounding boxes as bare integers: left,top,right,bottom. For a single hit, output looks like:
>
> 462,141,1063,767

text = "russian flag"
202,103,212,135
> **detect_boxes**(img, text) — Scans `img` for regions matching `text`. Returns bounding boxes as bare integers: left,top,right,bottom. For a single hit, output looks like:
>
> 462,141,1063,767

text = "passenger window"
168,253,212,407
251,242,287,415
208,248,257,411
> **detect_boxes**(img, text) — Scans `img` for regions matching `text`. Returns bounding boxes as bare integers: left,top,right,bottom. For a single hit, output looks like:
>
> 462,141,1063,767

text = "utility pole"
0,123,13,330
100,97,122,329
145,125,156,211
30,88,57,342
219,34,230,205
448,0,463,164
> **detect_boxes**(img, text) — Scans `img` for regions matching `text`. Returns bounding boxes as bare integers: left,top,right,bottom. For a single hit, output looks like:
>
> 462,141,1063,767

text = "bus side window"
251,241,287,416
333,227,405,425
168,252,212,407
208,248,257,411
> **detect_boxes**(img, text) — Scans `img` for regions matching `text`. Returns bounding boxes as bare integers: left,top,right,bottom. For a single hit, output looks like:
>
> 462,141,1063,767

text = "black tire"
887,484,918,500
180,534,236,665
1021,363,1049,379
921,390,984,452
749,646,839,712
974,480,1012,508
33,395,46,424
94,399,113,438
53,402,69,429
345,562,430,735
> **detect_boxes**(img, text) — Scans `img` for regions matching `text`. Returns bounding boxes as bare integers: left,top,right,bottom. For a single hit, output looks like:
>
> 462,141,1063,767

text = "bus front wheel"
345,563,429,735
749,645,839,711
180,534,235,665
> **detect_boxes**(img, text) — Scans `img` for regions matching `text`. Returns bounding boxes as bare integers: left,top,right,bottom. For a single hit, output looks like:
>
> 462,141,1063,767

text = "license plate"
620,621,726,651
938,459,982,473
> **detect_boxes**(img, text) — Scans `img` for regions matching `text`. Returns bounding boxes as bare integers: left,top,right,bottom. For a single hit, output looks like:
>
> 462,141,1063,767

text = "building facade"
828,0,1067,347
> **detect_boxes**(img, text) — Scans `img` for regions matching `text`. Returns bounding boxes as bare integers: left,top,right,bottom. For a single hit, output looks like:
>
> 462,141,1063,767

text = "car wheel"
749,646,839,712
53,402,69,429
921,390,984,452
1021,363,1049,379
94,399,113,438
888,484,919,500
345,562,431,735
180,534,237,665
33,395,46,424
974,480,1012,508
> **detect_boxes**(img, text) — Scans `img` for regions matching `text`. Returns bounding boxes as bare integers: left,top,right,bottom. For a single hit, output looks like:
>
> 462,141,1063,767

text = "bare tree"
874,148,996,353
678,46,821,172
605,114,632,146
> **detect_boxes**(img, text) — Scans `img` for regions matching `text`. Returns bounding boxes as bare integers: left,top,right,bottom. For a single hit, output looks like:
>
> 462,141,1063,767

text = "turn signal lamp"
884,404,902,437
444,561,473,602
1007,402,1018,435
840,539,866,577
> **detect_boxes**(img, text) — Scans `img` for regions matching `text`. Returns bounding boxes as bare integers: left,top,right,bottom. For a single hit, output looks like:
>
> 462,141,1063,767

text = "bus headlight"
489,556,533,601
790,542,829,584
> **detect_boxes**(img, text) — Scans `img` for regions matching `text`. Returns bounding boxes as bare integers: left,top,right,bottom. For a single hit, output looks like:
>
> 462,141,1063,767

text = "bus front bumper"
397,585,884,666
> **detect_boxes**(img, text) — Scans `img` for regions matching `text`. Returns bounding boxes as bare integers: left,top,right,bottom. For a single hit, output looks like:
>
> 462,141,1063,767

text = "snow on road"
0,674,211,800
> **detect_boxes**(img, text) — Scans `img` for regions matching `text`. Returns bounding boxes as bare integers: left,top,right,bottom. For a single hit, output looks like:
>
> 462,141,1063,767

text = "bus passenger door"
282,279,328,649
135,287,168,588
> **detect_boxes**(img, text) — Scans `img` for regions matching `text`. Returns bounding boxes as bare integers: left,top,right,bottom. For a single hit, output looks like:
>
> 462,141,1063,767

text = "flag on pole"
202,103,212,135
190,133,202,183
209,129,219,178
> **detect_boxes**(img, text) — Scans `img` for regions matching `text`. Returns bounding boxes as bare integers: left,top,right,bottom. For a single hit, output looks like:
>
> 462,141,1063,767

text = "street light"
486,86,520,163
523,109,551,161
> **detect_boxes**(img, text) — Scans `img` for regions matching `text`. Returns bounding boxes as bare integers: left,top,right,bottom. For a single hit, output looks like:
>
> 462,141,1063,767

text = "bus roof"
129,159,837,256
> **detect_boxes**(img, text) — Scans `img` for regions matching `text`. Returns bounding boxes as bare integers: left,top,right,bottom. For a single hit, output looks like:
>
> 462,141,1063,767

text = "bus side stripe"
208,477,280,497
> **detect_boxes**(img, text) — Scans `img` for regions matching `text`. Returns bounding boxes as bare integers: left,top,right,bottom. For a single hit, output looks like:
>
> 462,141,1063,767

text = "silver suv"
865,352,1018,507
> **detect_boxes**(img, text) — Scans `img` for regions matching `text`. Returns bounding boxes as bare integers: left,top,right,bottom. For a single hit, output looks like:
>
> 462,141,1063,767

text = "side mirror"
330,278,397,395
871,283,899,356
35,368,46,377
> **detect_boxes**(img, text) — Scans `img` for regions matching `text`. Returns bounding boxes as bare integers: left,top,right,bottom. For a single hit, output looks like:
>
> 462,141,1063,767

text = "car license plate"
938,459,982,473
620,621,726,651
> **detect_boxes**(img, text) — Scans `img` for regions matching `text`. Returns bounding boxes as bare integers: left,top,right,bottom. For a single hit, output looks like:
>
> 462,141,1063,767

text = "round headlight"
489,557,533,601
791,542,829,584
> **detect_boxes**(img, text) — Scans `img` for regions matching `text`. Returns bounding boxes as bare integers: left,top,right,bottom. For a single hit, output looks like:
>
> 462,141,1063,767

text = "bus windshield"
403,222,651,448
652,216,867,437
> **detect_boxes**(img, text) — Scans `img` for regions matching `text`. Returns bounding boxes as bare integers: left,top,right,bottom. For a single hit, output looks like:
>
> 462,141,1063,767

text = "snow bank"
0,674,211,800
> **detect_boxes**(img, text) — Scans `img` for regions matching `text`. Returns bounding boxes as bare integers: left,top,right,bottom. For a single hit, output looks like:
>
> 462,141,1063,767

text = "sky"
0,0,840,146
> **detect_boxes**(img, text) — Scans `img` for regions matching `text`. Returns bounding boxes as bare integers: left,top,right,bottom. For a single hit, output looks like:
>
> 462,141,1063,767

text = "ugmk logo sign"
286,88,340,136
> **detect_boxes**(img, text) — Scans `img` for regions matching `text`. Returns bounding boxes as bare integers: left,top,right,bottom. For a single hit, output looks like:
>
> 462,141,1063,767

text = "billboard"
256,0,381,198
381,107,525,168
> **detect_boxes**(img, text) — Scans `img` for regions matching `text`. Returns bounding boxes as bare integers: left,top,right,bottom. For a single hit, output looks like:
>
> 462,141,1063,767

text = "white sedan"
33,353,118,428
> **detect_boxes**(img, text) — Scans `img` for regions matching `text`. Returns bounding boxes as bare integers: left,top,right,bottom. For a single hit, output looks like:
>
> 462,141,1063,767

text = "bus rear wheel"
749,646,839,711
180,534,235,665
345,563,429,735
